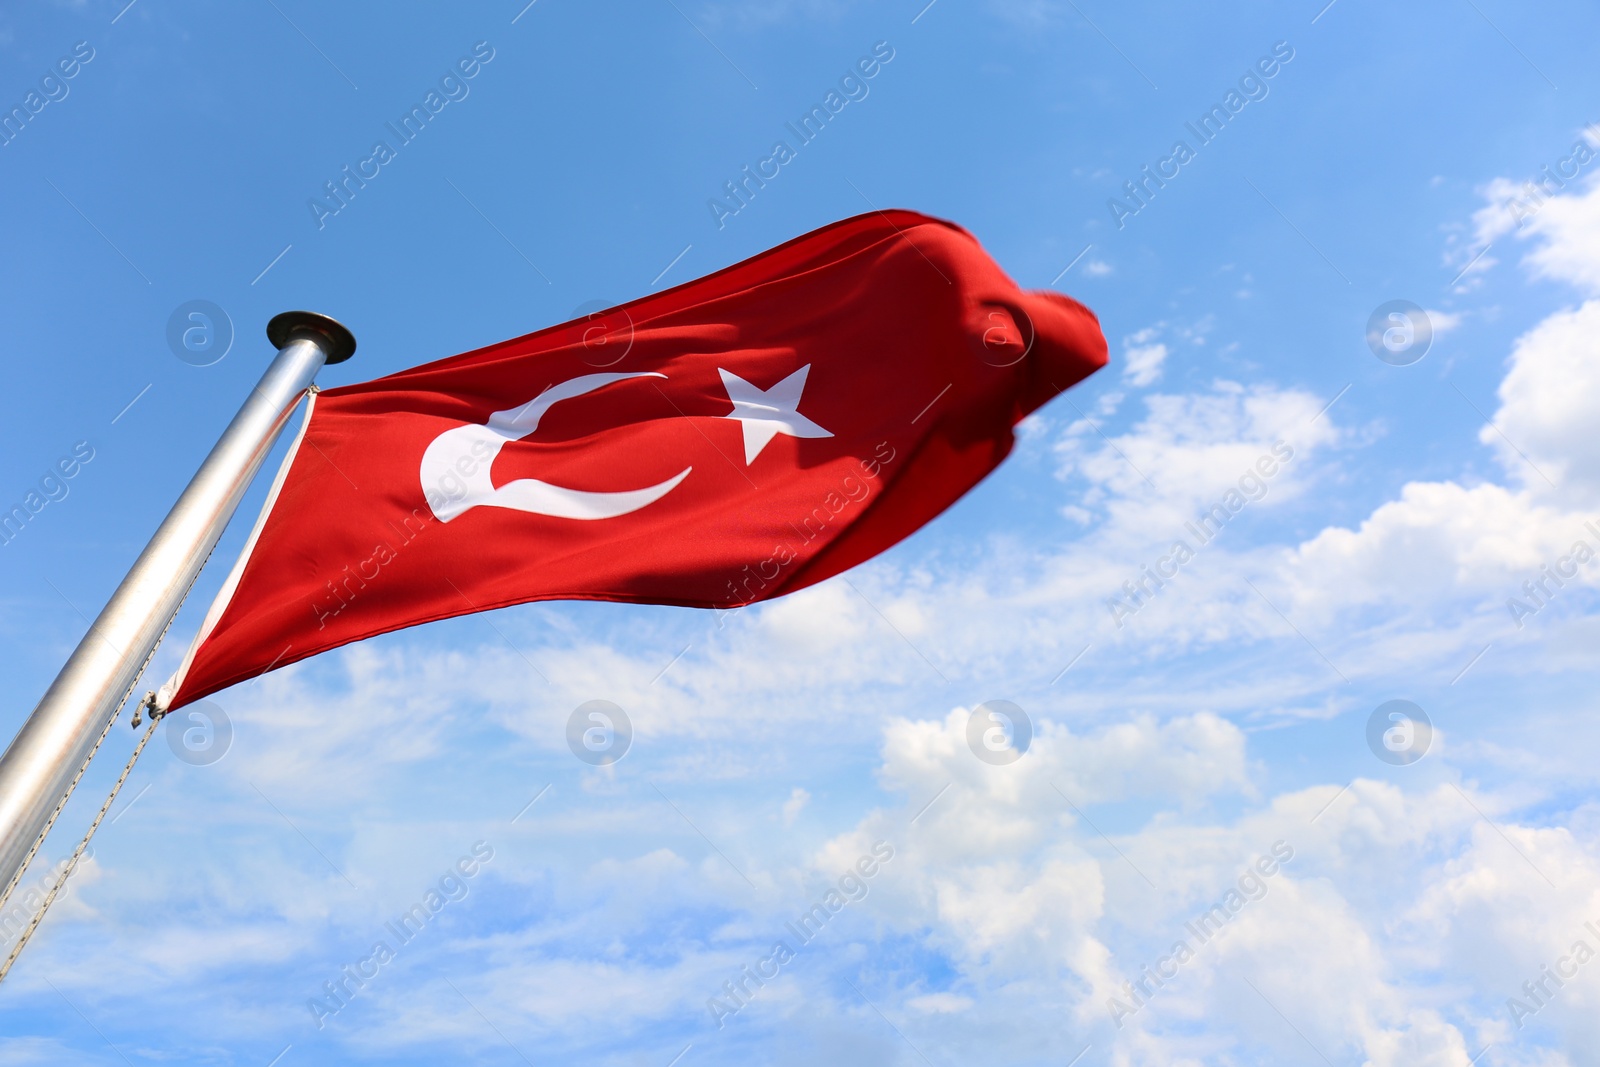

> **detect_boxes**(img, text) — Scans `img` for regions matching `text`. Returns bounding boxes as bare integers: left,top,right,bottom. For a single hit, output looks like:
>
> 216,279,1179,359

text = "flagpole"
0,311,355,900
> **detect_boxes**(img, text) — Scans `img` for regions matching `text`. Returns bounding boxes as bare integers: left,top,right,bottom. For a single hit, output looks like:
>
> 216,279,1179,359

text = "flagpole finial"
267,311,357,364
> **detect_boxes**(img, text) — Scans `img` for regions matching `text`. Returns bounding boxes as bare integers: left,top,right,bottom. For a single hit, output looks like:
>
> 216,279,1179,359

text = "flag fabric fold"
163,209,1107,709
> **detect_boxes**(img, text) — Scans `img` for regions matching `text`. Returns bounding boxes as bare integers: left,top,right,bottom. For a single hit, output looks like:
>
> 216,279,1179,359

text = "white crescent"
420,372,691,523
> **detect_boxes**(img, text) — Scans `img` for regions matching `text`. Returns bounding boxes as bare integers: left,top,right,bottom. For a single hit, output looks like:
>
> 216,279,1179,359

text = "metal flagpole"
0,311,356,902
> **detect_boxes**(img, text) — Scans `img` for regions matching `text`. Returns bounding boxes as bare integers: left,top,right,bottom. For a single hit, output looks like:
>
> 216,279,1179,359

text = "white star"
718,364,833,465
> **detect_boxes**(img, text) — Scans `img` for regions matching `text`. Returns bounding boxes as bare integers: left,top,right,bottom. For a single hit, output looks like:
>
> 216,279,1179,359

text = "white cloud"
1469,153,1600,291
907,991,974,1013
1516,175,1600,295
1280,480,1586,618
1487,300,1600,498
1469,176,1525,253
792,726,1600,1064
1122,339,1168,387
1235,176,1600,657
1055,379,1336,540
782,786,810,825
1428,308,1465,336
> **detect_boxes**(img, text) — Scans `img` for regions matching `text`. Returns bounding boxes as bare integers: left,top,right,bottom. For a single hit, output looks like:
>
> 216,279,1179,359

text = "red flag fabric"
163,210,1106,709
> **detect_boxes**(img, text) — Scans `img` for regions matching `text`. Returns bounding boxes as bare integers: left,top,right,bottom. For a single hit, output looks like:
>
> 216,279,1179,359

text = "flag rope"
0,387,318,984
0,497,233,986
0,661,149,926
0,708,160,986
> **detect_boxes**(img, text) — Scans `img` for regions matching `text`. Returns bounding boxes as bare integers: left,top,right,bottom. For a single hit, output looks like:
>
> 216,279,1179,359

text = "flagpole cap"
266,311,357,365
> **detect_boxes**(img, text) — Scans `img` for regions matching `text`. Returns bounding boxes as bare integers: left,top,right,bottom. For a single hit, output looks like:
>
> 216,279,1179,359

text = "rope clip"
133,691,165,729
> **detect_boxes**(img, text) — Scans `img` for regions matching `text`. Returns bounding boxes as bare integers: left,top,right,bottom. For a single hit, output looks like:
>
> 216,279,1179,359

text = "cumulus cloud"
1121,328,1169,387
1281,481,1590,618
1256,176,1600,653
1486,300,1600,498
1465,128,1600,282
794,728,1600,1064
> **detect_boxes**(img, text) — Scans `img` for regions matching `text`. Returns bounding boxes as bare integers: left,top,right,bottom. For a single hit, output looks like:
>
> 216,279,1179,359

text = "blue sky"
3,0,1600,1064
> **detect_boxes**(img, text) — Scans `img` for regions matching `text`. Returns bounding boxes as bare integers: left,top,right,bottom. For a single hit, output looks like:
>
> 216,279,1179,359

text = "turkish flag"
164,210,1106,708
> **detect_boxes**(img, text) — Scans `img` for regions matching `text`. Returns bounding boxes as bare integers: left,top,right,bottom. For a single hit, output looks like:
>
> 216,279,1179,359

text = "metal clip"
133,691,159,728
